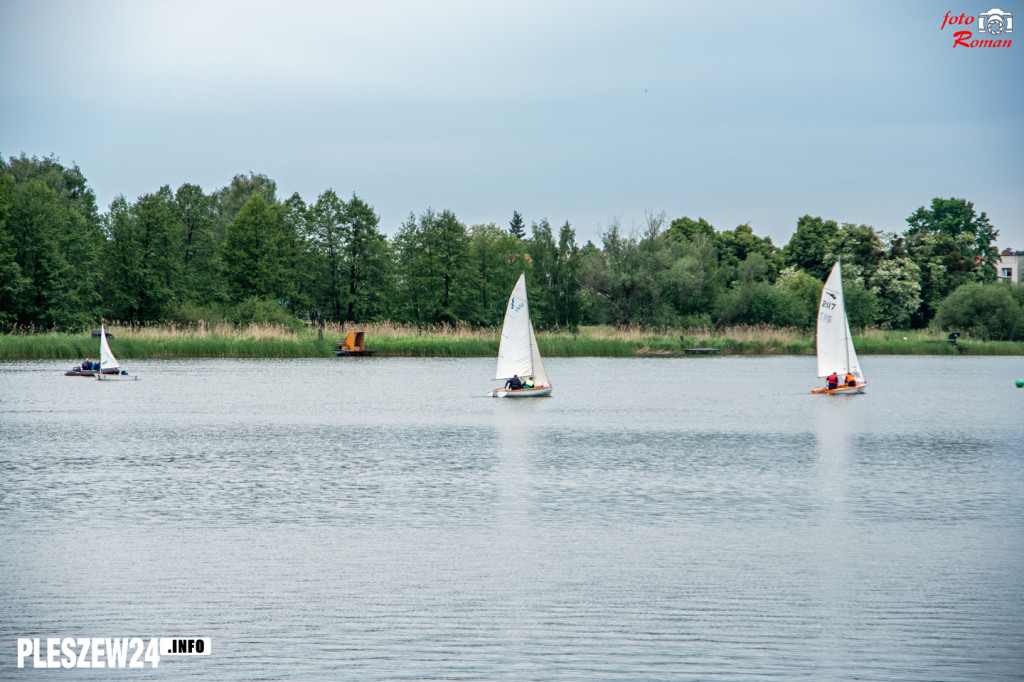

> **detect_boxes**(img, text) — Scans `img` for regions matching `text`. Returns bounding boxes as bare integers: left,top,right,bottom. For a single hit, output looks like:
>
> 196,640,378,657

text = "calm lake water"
1,355,1022,680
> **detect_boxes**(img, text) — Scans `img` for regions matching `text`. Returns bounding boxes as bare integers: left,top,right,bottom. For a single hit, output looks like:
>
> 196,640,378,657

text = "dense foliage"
1,153,1018,339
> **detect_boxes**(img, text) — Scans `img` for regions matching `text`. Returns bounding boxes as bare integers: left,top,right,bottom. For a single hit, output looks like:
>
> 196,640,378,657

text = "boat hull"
65,369,119,377
811,382,866,395
96,373,138,381
489,386,552,398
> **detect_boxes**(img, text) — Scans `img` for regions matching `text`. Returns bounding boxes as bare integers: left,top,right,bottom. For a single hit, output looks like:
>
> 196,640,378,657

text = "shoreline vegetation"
2,323,1023,360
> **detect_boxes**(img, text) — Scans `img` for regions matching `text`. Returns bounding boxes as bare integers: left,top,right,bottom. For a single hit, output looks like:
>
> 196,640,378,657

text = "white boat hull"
96,373,138,381
489,386,552,398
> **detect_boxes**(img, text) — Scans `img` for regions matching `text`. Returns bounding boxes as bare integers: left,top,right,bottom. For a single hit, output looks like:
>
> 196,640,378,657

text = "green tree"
526,219,582,328
906,197,999,275
775,266,822,329
553,221,582,329
783,215,839,280
668,216,716,244
212,172,278,244
394,208,470,325
306,189,347,320
933,282,1023,340
466,223,527,325
221,194,291,303
830,223,885,282
904,197,1000,326
2,154,103,329
579,216,684,328
715,281,809,328
174,183,221,305
717,223,782,278
509,210,526,239
842,283,878,330
868,256,921,329
340,193,393,321
715,252,809,328
0,173,29,328
279,192,313,316
134,186,182,307
102,194,175,326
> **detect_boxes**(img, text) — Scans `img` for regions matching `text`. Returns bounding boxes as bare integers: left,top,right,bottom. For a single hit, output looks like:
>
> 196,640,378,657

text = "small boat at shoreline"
811,260,865,395
333,331,376,356
489,273,552,398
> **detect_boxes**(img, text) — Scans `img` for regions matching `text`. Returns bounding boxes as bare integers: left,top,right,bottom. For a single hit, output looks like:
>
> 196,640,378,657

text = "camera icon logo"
978,8,1013,36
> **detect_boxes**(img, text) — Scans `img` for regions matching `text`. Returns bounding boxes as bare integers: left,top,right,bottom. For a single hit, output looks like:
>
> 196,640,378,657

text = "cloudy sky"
2,0,1021,250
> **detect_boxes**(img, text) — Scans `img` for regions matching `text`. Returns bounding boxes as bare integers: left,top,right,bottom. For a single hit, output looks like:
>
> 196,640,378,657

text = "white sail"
99,324,119,372
816,260,863,380
493,273,550,387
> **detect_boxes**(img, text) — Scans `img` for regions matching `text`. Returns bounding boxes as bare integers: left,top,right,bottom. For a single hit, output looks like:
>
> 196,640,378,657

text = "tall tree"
527,219,558,326
101,188,180,326
280,192,313,315
221,194,290,303
340,193,393,321
668,216,716,244
526,218,582,328
717,223,782,277
102,195,147,326
868,256,921,329
783,215,839,280
212,172,278,244
906,197,999,276
509,210,526,239
553,221,582,329
830,223,885,282
0,172,28,329
134,186,181,304
307,189,346,320
2,154,103,329
394,208,470,325
174,183,220,305
466,223,527,325
578,216,685,328
903,197,999,325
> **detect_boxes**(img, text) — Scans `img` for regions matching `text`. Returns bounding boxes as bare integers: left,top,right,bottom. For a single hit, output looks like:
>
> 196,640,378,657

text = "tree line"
2,153,1022,340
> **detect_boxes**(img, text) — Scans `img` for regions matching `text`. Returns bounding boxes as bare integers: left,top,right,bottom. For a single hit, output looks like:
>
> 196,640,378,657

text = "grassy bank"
1,322,1022,360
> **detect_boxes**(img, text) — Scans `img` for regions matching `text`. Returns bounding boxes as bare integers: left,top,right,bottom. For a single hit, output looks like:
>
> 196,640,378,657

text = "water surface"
1,356,1022,679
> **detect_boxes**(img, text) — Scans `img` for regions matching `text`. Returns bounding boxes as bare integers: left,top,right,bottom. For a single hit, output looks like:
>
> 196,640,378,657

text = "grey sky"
2,0,1021,250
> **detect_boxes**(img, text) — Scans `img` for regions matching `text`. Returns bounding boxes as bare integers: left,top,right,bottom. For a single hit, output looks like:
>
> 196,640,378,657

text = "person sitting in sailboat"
523,376,534,389
827,372,838,390
845,372,856,387
505,374,523,391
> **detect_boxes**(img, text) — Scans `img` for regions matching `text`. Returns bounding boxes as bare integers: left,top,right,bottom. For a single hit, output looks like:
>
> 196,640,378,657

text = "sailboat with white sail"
488,273,552,397
811,260,865,395
95,324,137,381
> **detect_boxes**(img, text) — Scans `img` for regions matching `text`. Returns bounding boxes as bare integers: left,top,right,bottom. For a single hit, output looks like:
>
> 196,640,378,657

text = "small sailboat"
95,324,137,381
489,273,552,397
811,260,865,395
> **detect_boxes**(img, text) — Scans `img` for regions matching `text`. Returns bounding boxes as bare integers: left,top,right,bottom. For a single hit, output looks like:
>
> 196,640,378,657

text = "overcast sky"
2,0,1021,250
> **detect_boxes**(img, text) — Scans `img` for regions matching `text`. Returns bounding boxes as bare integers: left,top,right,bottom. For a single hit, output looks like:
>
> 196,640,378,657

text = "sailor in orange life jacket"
827,372,838,390
845,372,856,387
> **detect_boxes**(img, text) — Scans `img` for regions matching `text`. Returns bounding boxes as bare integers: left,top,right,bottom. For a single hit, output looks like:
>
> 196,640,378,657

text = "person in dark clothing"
505,374,523,390
827,372,838,390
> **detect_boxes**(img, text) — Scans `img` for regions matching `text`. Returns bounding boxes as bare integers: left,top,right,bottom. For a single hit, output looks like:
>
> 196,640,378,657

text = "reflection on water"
1,356,1022,680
